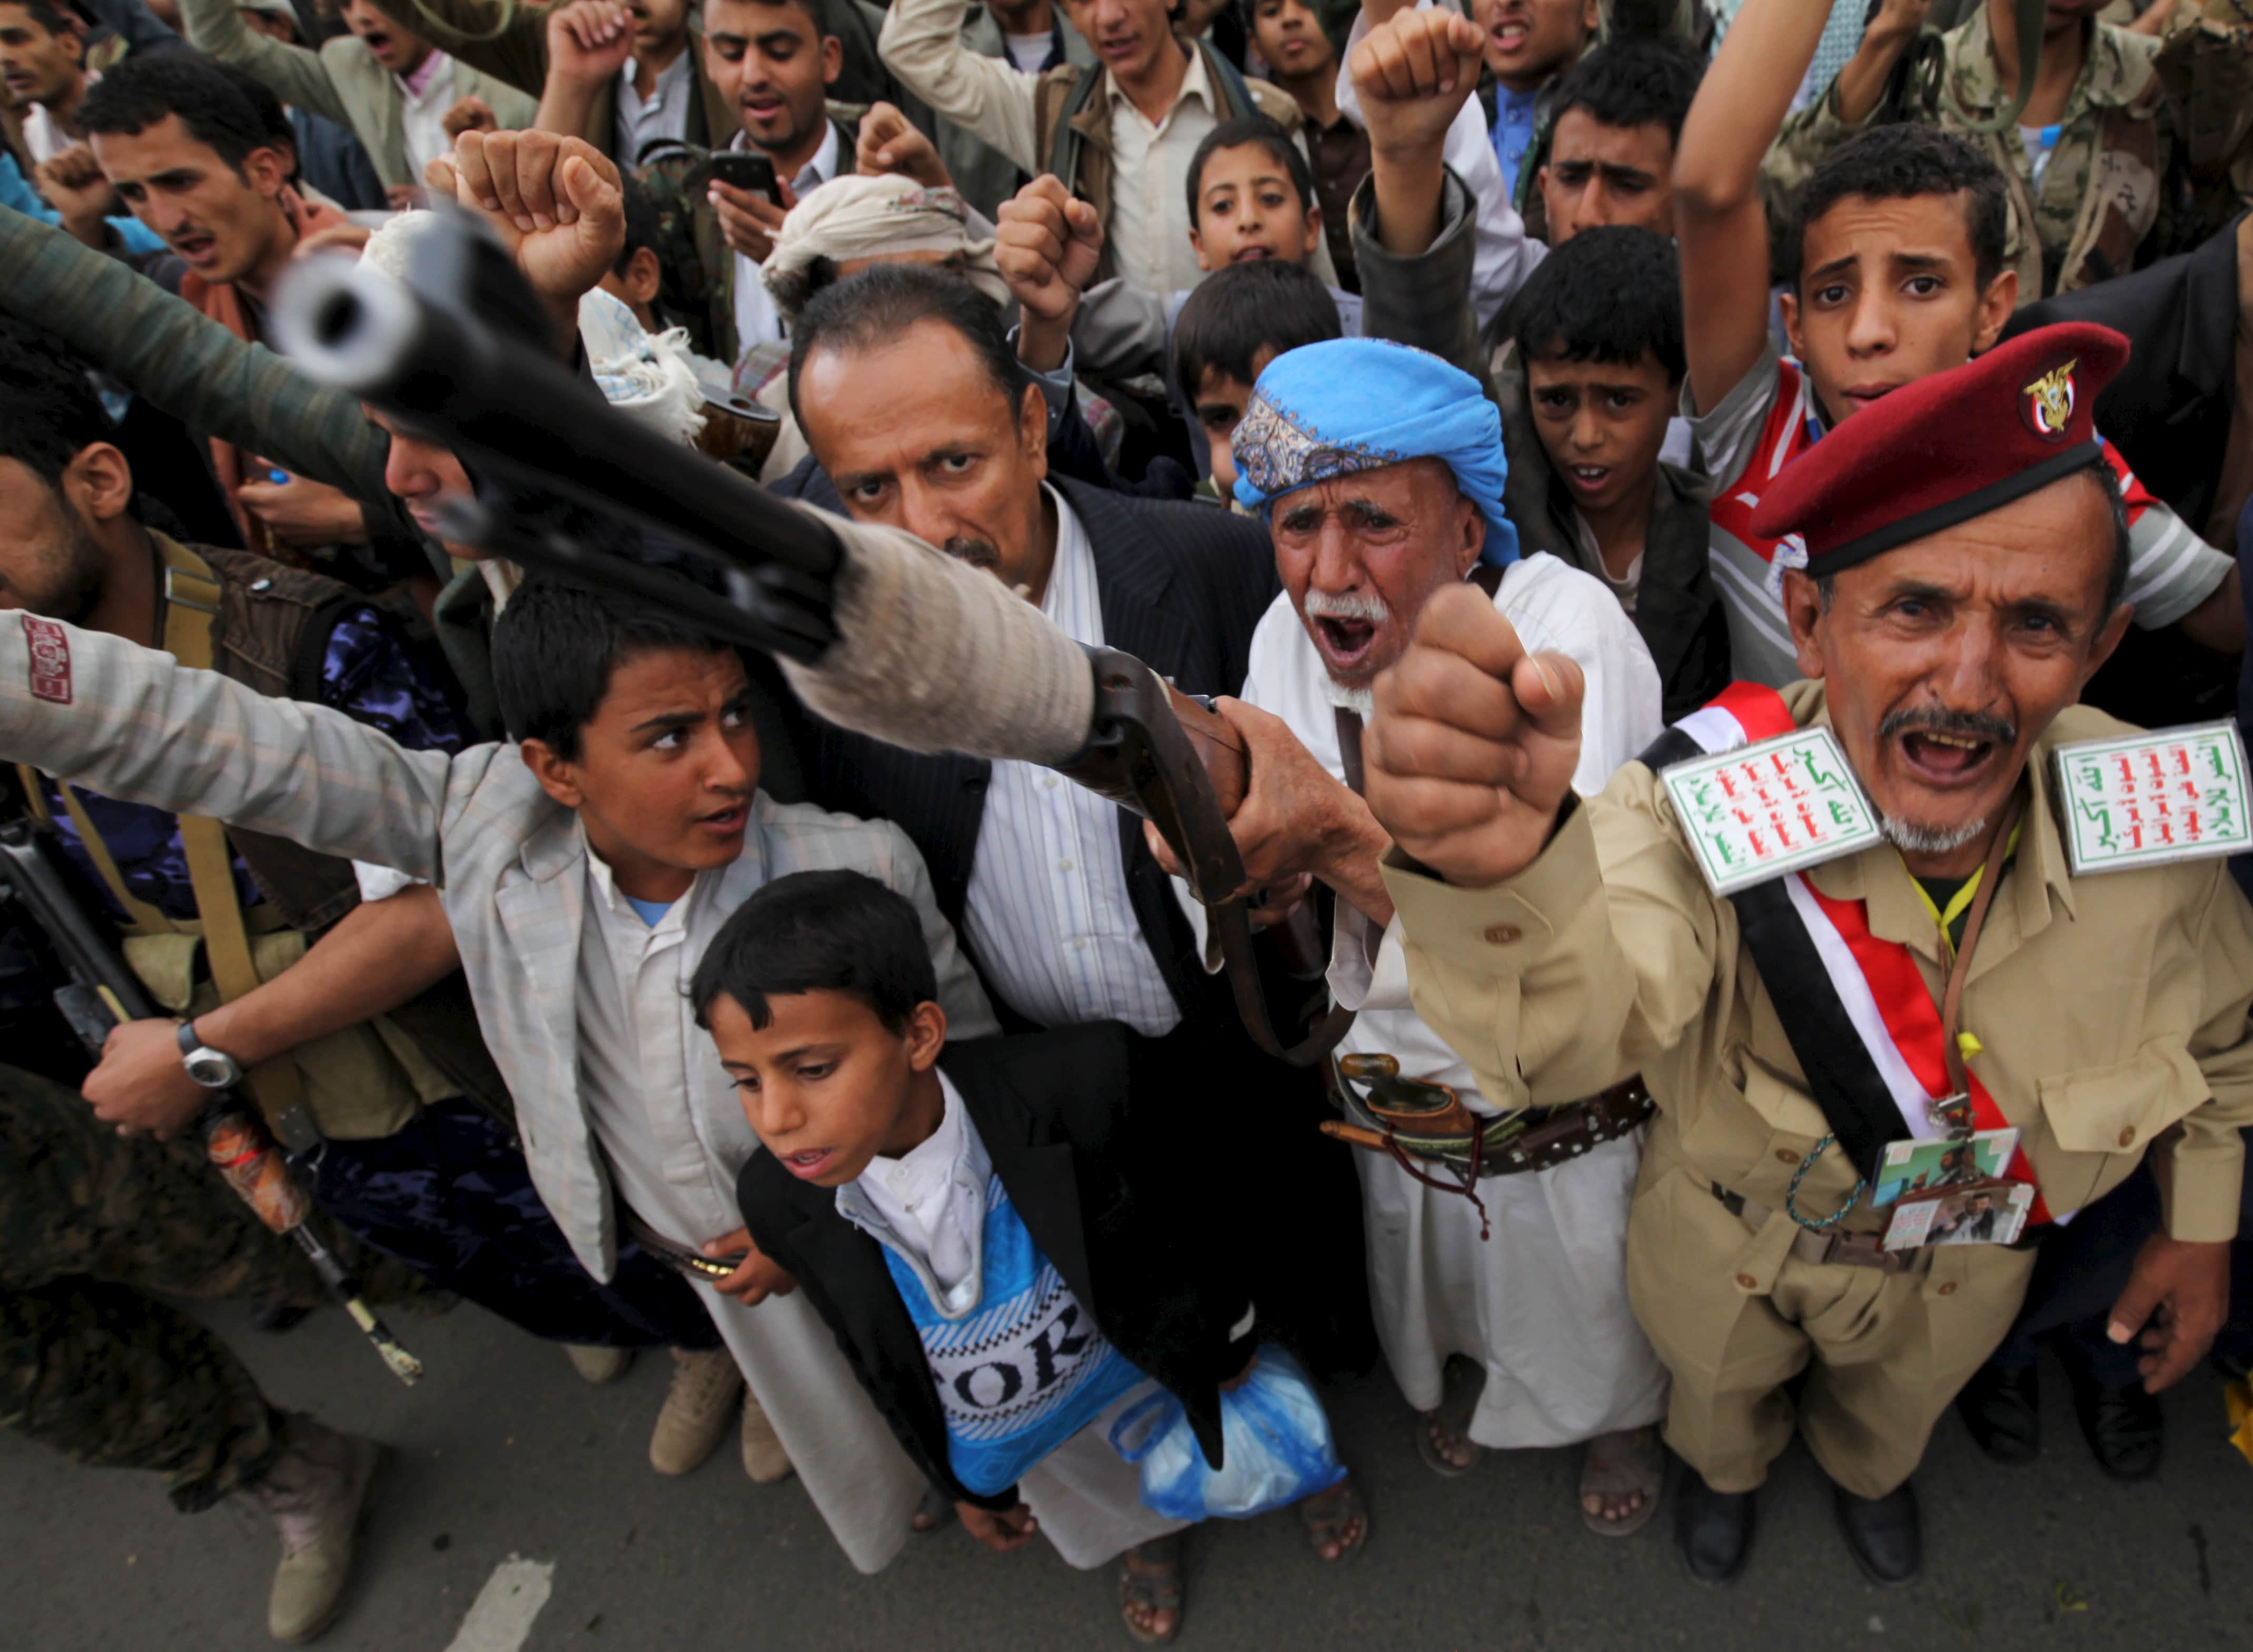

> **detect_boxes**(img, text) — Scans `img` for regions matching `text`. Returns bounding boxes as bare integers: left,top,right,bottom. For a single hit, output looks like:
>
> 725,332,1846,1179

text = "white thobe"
1239,555,1672,1448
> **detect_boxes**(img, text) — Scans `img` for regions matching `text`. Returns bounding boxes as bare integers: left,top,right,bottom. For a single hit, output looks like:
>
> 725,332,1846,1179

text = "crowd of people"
1,0,2249,1639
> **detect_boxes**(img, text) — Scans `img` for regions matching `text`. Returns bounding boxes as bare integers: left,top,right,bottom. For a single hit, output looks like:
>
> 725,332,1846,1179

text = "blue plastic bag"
1108,1346,1346,1521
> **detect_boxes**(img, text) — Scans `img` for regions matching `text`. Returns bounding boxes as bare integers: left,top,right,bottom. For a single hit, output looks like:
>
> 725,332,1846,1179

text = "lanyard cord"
1929,794,2025,1102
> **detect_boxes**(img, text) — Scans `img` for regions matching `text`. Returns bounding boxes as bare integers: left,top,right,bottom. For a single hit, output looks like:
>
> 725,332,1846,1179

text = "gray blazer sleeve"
0,614,471,884
1351,166,1493,403
0,211,392,503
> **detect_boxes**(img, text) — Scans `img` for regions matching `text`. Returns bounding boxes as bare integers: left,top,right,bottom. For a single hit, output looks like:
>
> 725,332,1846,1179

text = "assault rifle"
0,815,423,1384
272,213,1347,1064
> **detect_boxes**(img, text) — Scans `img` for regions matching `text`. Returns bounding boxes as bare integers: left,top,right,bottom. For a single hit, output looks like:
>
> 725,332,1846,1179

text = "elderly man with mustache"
1359,321,2253,1589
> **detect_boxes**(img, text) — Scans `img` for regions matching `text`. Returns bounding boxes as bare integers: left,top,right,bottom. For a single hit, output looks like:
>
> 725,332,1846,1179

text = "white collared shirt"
728,120,842,360
846,1070,988,1303
961,487,1181,1037
615,46,693,167
1103,44,1219,298
393,52,459,183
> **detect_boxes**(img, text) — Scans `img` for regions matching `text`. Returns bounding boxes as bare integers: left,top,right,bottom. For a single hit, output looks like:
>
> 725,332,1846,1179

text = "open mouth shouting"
1880,706,2015,791
776,1146,836,1181
1563,462,1612,497
1301,589,1391,678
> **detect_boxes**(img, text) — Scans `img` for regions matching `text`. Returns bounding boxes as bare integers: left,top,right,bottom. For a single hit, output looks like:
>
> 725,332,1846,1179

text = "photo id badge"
1873,1127,2022,1208
1659,726,1884,896
1882,1179,2033,1251
2050,720,2253,876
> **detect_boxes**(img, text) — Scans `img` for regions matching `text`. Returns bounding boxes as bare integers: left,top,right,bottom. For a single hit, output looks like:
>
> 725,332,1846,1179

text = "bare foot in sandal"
1117,1536,1183,1644
1416,1409,1482,1477
1298,1475,1370,1562
1579,1426,1664,1537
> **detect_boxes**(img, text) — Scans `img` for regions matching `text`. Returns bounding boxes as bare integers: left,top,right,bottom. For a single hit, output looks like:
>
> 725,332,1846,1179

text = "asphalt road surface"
5,1294,2249,1650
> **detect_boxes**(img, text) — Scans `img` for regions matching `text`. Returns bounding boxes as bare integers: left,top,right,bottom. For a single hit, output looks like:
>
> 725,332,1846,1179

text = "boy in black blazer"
696,869,1366,1644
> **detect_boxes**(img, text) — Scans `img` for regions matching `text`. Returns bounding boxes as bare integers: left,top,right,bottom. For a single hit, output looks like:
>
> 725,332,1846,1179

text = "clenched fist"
1362,582,1585,889
994,173,1102,370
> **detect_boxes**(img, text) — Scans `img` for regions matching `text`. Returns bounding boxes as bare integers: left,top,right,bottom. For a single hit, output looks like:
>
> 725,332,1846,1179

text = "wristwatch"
176,1019,244,1089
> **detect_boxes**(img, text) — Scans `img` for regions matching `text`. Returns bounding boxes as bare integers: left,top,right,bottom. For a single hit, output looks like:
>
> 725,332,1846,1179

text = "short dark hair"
491,575,735,761
0,319,111,488
704,0,834,39
617,170,660,274
1172,258,1342,393
1787,123,2011,293
0,0,77,36
1814,454,2132,617
689,868,936,1036
1185,114,1317,228
1511,224,1685,383
1548,33,1702,145
80,52,294,175
787,262,1022,422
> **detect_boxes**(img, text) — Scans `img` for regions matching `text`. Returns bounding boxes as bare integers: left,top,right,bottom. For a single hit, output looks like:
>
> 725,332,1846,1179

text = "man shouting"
1360,322,2253,1587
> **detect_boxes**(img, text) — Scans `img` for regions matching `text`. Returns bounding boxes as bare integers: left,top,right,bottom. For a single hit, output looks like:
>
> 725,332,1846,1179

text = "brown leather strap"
1938,792,2024,1100
1331,708,1383,974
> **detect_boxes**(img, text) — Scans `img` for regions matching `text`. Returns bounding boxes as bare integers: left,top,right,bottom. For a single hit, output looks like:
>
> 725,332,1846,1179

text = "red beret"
1750,322,2129,576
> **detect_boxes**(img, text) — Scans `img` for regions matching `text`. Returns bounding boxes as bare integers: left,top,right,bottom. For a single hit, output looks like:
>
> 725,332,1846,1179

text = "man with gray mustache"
1358,322,2253,1588
1156,331,1675,1535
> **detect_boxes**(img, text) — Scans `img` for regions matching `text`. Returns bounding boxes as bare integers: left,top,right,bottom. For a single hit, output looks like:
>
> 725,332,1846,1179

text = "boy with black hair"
0,567,1002,1578
1506,224,1729,718
706,867,1359,1645
596,168,669,333
1170,256,1343,494
1247,0,1367,290
1532,29,1700,245
1673,0,2239,689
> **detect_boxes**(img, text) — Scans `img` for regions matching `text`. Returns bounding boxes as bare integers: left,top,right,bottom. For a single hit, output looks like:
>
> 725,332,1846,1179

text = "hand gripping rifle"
271,213,1349,1065
0,815,424,1384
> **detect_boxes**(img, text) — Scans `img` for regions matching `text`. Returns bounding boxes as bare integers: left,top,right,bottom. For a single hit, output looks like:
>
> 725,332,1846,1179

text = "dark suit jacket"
736,1025,1257,1509
2007,211,2247,534
796,475,1280,1027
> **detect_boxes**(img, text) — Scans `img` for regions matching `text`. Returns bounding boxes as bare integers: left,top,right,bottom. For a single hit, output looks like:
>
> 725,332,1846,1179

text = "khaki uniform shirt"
1767,11,2172,301
1379,681,2253,1245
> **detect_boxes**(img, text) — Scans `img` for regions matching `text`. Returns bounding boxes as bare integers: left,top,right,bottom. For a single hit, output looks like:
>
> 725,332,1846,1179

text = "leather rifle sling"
159,541,320,1151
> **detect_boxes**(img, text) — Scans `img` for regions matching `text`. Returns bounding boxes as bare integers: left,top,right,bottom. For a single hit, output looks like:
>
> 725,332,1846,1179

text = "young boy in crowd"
1476,0,1597,206
1246,0,1368,291
0,572,1001,1578
1674,0,2241,687
1528,31,1701,248
1170,256,1344,497
1060,115,1363,387
705,868,1361,1645
1504,225,1728,718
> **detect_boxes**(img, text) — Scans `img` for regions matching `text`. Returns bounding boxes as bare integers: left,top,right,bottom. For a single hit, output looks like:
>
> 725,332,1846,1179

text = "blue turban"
1230,337,1518,567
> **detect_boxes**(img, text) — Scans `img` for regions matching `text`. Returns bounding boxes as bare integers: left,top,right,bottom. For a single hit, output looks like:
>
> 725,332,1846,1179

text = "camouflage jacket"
1766,9,2181,300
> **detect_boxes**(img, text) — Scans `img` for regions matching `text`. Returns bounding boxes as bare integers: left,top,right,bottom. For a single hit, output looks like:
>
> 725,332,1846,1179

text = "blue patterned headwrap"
1230,337,1519,567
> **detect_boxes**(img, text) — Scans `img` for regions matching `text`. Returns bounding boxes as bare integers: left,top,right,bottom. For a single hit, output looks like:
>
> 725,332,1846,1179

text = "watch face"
185,1052,237,1088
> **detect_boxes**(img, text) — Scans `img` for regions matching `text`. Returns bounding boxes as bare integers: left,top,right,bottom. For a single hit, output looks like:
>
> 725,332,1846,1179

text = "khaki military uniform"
1766,10,2178,301
1380,682,2253,1498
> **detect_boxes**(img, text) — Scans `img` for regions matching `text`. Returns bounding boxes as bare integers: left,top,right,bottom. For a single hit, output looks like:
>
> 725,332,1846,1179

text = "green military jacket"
1766,8,2179,300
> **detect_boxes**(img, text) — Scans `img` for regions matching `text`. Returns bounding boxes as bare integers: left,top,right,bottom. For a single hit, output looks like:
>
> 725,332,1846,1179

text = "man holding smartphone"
639,0,854,366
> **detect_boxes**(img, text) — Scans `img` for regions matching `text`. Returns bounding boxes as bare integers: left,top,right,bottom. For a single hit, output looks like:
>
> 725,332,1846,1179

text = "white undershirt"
1002,27,1053,72
848,1071,986,1302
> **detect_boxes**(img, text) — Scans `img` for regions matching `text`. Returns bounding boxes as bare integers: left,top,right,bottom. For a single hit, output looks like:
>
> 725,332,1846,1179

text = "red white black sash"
1637,685,2051,1221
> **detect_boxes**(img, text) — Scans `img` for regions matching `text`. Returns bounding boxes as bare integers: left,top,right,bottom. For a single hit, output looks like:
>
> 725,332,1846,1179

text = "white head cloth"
759,174,1011,315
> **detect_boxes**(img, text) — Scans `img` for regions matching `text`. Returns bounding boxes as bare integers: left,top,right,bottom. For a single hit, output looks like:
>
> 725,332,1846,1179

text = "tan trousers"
1625,1135,2037,1499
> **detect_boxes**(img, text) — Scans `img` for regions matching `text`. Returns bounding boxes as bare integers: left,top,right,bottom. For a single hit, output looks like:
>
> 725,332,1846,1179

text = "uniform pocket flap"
2037,1040,2208,1156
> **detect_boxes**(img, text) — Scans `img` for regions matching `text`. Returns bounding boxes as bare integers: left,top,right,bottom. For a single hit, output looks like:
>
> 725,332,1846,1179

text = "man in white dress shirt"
1202,331,1676,1535
786,262,1384,1471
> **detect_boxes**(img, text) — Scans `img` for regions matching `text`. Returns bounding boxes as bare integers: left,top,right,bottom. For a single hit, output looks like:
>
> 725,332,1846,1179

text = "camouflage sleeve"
1761,78,1876,206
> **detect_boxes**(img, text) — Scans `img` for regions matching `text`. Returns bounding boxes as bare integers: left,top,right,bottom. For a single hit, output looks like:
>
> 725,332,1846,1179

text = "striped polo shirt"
1689,340,2235,689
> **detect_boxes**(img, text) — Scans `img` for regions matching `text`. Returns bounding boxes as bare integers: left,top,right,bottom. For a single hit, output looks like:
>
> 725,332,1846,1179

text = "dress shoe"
1674,1473,1755,1587
1832,1481,1920,1586
2069,1370,2163,1481
1954,1361,2041,1465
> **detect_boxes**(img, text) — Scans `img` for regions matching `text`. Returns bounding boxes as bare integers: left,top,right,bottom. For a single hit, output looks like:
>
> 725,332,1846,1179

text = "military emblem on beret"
2020,357,2078,442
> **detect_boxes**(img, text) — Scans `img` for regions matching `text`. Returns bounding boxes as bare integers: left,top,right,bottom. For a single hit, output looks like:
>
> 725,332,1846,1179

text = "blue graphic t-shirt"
878,1174,1147,1497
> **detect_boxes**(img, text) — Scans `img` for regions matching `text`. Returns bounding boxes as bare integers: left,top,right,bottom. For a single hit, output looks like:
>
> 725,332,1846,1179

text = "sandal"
1579,1426,1664,1538
1298,1473,1370,1564
1116,1534,1184,1645
1414,1409,1483,1478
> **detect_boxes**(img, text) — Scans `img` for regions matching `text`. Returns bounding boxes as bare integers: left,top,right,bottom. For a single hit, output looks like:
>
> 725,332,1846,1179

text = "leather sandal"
1415,1409,1482,1478
1116,1534,1184,1645
1298,1475,1370,1564
1579,1426,1664,1538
